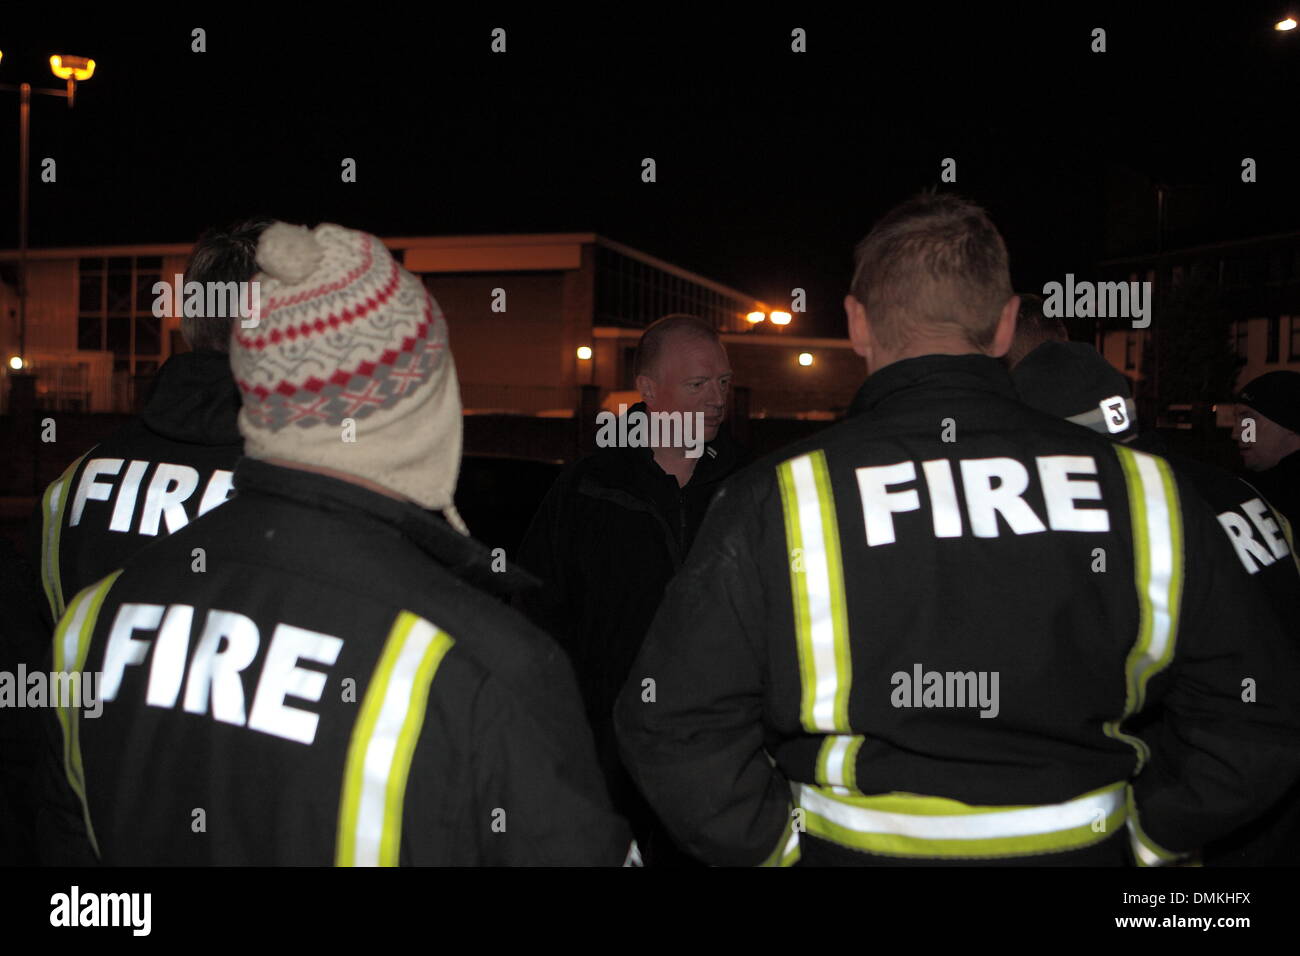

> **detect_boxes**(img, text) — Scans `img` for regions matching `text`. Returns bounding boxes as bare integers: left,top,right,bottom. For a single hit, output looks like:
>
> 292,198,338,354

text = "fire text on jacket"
70,459,234,535
99,603,342,745
855,455,1109,545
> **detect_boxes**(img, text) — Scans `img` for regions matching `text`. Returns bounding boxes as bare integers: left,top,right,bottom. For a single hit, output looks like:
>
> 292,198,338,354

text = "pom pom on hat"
256,222,324,284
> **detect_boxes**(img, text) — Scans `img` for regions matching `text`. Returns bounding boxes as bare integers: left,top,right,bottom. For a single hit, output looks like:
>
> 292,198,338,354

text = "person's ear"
989,295,1020,359
845,294,872,361
635,374,655,403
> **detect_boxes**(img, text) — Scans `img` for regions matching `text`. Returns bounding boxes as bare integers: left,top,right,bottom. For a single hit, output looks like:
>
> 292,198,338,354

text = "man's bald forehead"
634,314,722,379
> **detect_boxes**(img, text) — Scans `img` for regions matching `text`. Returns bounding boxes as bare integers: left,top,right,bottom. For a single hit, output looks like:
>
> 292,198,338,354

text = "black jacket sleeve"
1130,473,1300,860
614,479,792,866
512,470,577,653
469,648,631,865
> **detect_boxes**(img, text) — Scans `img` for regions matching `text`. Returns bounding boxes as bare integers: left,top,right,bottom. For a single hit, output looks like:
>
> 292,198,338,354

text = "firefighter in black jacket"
2,219,267,865
1011,339,1300,865
615,193,1300,866
37,222,628,865
33,218,270,629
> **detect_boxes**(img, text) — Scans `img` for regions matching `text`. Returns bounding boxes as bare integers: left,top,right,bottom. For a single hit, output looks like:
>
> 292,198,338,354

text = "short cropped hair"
182,217,275,352
634,313,720,379
849,192,1013,352
1004,292,1069,368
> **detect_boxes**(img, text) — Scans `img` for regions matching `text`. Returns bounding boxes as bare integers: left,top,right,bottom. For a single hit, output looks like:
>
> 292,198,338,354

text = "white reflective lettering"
101,604,164,701
247,624,343,745
70,459,123,527
960,458,1046,537
856,462,920,546
1037,455,1109,532
182,610,259,724
138,464,201,536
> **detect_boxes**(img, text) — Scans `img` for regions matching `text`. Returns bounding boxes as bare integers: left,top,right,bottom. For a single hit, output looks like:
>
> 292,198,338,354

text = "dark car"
454,455,563,561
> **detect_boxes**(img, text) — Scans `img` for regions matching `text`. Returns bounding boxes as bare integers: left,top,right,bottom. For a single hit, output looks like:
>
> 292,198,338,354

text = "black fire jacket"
34,349,244,629
615,354,1300,866
37,459,629,865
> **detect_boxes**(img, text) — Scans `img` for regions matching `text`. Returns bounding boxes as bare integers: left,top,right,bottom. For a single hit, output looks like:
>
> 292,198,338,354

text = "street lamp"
770,310,792,326
0,51,97,378
1275,17,1297,31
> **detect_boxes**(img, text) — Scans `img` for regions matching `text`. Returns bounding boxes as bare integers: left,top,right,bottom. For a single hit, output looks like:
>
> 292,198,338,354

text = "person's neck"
870,340,986,375
261,457,412,502
652,445,697,487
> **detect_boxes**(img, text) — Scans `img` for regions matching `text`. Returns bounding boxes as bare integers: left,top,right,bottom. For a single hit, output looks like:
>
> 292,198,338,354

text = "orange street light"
1275,17,1297,30
770,311,792,326
50,55,95,81
746,311,765,325
576,345,593,360
798,352,814,367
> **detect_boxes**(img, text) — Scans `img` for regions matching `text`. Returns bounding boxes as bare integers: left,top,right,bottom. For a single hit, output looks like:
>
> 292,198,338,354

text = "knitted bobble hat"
230,222,468,533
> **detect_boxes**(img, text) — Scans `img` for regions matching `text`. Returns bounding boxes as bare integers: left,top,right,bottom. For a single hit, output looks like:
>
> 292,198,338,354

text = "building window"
1125,334,1136,370
1267,316,1280,363
1290,316,1300,362
76,257,163,374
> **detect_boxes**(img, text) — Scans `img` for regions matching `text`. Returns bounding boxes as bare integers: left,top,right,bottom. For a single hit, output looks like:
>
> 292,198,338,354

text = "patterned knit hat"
230,222,467,533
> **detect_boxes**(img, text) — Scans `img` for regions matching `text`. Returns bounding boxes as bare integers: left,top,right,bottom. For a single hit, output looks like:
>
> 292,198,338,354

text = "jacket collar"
585,400,739,490
849,353,1018,417
232,458,536,597
139,350,242,445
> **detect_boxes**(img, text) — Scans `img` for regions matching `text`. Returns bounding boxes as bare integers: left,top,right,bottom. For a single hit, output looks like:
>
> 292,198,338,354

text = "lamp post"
0,53,96,375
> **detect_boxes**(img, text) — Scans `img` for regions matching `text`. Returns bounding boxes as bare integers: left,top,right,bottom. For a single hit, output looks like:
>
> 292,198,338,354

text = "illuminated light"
798,352,814,367
9,356,24,370
576,346,593,361
1276,17,1297,30
50,55,96,81
746,311,766,324
770,311,792,326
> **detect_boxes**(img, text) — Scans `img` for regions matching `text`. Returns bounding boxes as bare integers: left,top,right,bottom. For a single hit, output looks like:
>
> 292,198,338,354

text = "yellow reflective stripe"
815,734,864,791
1125,784,1188,866
336,610,455,867
40,452,89,622
757,808,802,867
1107,448,1184,772
51,570,120,860
776,451,851,733
795,781,1126,859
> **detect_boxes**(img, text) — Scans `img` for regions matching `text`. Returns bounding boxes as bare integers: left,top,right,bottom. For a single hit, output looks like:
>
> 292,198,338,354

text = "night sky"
3,7,1298,336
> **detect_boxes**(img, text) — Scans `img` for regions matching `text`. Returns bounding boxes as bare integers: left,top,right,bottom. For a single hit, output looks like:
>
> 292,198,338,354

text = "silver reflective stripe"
1130,452,1178,690
1127,818,1166,866
816,734,863,790
337,612,454,867
795,782,1123,841
791,455,837,729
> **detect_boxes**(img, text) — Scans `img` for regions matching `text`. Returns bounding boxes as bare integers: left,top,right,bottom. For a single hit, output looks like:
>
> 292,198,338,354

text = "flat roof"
0,232,769,306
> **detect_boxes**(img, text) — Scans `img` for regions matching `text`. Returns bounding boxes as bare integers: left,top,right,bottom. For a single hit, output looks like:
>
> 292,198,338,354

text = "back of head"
633,313,719,380
1238,371,1300,435
1004,292,1068,368
229,221,466,530
183,217,275,352
850,192,1014,352
1010,340,1137,440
